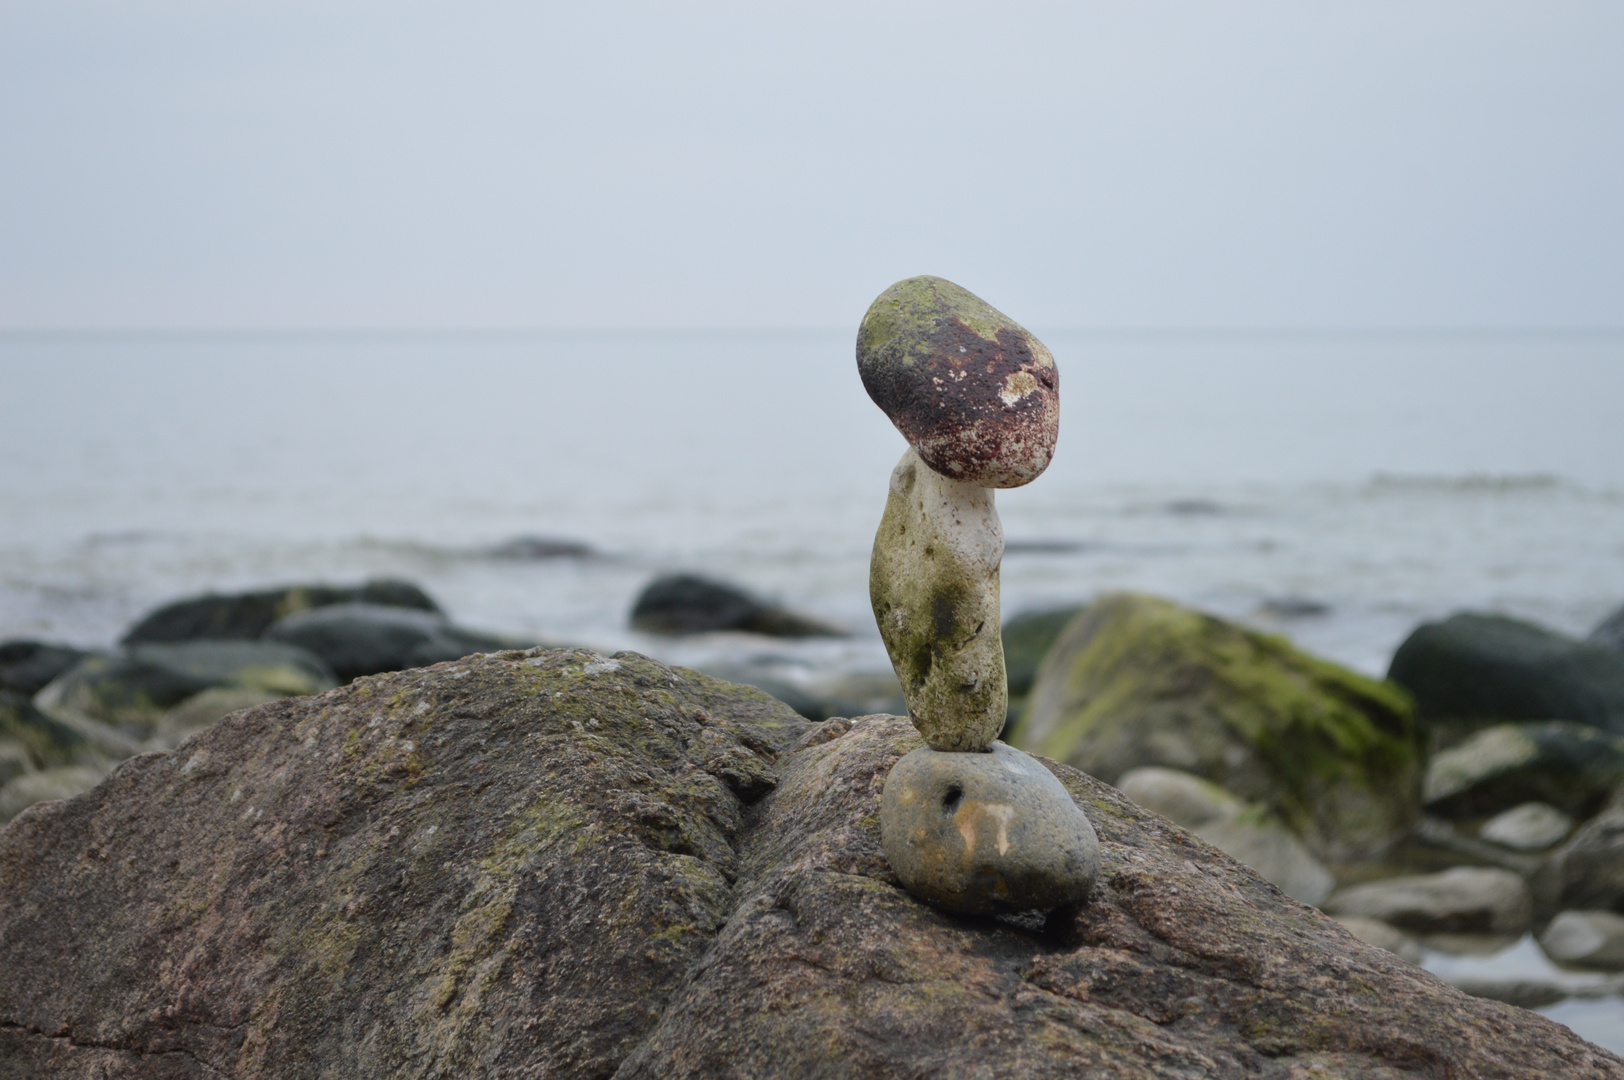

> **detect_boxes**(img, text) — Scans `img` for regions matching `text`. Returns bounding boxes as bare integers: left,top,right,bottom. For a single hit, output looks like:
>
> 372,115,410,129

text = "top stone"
857,276,1058,488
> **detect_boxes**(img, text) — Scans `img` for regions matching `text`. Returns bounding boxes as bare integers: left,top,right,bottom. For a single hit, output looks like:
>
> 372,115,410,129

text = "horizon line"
3,324,1623,342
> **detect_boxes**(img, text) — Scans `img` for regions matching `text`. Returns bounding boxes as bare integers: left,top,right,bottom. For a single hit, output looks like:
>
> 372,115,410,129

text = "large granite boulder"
0,649,1611,1078
1388,613,1624,739
120,579,441,645
1015,593,1422,864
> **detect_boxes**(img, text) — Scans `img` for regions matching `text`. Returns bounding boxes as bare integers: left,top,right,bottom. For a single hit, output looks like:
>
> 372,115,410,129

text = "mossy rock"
1014,593,1422,864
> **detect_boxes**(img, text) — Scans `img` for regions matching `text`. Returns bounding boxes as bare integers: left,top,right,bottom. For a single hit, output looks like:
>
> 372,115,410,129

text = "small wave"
1366,472,1564,492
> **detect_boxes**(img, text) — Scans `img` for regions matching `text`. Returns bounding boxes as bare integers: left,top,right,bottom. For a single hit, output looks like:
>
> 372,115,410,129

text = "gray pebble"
880,742,1098,915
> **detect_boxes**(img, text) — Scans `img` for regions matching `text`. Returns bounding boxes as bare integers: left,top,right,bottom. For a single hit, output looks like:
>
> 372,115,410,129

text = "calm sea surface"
4,328,1624,1047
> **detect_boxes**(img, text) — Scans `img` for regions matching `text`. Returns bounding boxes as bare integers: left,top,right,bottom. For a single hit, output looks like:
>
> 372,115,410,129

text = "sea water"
4,329,1624,1050
4,329,1621,675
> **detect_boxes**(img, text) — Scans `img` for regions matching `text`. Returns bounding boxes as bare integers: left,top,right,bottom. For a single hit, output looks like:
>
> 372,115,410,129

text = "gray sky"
2,1,1620,330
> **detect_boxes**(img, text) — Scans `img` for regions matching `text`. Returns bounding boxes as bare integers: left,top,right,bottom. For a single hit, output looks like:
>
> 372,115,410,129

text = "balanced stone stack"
860,275,1098,916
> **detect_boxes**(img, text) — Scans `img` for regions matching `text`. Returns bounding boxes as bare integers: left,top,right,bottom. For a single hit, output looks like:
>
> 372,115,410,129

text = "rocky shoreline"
3,577,1624,1069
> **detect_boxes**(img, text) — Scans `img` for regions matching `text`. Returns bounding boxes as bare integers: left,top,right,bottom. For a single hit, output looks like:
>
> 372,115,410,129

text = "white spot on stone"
578,655,621,676
182,752,206,775
999,369,1041,407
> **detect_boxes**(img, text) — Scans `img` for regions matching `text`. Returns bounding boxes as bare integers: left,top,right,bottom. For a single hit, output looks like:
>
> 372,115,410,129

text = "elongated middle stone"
870,446,1006,752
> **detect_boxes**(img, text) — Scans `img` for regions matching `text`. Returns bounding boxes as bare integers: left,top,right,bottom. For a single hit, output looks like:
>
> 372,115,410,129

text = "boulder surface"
0,650,1616,1079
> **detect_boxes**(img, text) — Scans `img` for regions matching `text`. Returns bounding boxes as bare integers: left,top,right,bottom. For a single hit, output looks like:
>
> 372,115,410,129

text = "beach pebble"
1537,910,1624,970
880,742,1098,915
870,448,1006,752
857,276,1058,489
1479,801,1574,851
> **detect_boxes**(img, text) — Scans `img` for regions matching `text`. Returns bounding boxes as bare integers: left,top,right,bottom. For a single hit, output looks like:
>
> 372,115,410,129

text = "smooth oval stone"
871,447,1006,752
880,742,1099,915
857,276,1058,489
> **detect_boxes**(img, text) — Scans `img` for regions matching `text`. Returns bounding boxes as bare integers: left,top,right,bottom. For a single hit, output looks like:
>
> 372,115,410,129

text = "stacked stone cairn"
861,276,1100,917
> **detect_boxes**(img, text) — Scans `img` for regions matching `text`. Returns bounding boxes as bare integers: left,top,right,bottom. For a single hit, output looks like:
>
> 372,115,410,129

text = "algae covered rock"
0,654,1615,1078
857,276,1058,489
1016,593,1422,863
870,447,1006,751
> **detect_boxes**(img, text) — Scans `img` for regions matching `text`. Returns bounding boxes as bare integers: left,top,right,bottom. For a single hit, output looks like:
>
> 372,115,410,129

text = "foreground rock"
1,652,1613,1078
1423,720,1624,820
1325,867,1534,935
1017,593,1422,864
1388,613,1624,739
630,573,844,637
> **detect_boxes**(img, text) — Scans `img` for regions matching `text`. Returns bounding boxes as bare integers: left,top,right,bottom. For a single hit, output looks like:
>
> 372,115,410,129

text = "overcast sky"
2,2,1620,331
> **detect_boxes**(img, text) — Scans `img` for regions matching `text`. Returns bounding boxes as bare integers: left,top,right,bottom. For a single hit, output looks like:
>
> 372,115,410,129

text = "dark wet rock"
1539,910,1624,970
1593,602,1624,654
264,603,528,683
1164,498,1226,515
0,641,94,697
1388,613,1624,739
484,536,595,560
0,690,87,779
1,653,1613,1078
1546,808,1624,914
856,276,1058,489
1326,867,1534,936
34,641,337,739
1001,605,1084,697
1478,802,1575,852
879,742,1099,915
629,573,844,637
1016,592,1422,865
1422,720,1624,819
1116,767,1333,907
121,578,441,644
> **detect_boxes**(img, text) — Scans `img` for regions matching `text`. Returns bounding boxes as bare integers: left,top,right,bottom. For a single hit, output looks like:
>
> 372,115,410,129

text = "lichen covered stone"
870,447,1006,751
857,276,1058,488
879,742,1098,915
